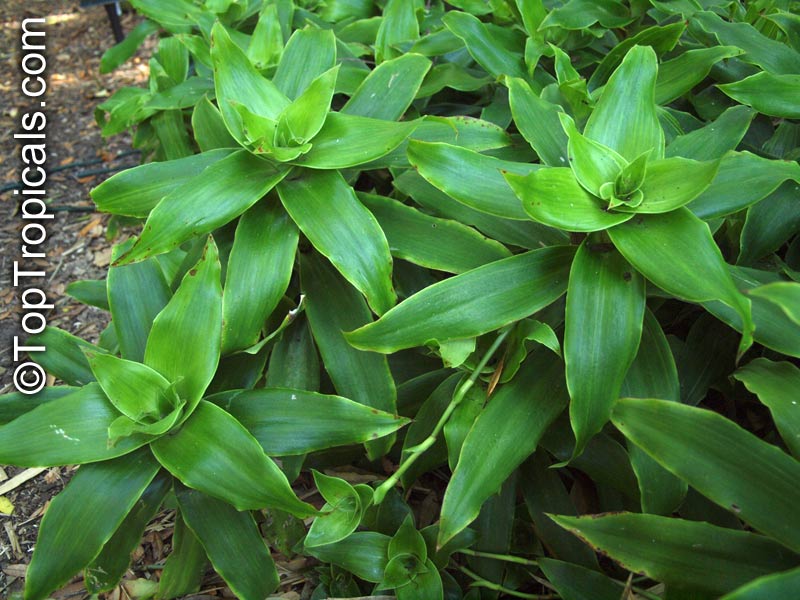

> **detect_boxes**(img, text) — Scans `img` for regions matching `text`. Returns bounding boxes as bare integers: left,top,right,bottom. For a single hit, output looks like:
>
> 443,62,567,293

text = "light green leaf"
506,77,569,167
347,246,575,353
735,358,800,459
210,388,408,455
551,512,800,595
375,0,419,62
306,471,363,547
505,168,634,232
144,237,222,413
560,113,626,197
222,199,298,354
719,72,800,119
343,53,431,120
613,398,800,553
565,241,645,456
666,105,755,160
151,401,315,516
438,352,567,546
27,327,108,386
86,353,172,421
656,46,744,104
625,156,720,214
115,151,288,265
442,11,527,80
275,65,339,147
278,170,395,315
584,45,664,161
25,451,160,600
358,192,511,274
748,281,800,326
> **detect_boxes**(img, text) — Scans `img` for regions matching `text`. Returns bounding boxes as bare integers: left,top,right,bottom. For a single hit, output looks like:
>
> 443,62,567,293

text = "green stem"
458,565,558,599
458,548,538,566
372,328,510,504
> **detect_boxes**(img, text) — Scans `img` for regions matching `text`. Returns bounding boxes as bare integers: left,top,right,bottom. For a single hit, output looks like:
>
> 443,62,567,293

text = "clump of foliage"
4,0,800,598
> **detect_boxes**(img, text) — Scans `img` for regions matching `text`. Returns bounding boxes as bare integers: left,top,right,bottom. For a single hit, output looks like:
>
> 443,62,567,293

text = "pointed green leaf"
0,387,76,426
301,253,397,459
26,327,108,386
91,149,235,218
210,388,408,455
0,384,150,466
306,471,363,548
442,11,527,79
210,22,289,142
275,65,339,146
408,140,537,220
343,53,432,120
584,45,664,161
506,77,569,167
666,105,755,160
735,358,800,459
246,3,283,70
347,246,575,353
85,471,170,593
739,182,800,264
721,566,800,600
358,192,511,274
375,0,420,62
222,199,298,353
86,353,172,420
551,513,800,595
505,168,634,232
158,513,207,598
565,241,645,456
625,156,720,214
748,281,800,326
292,112,417,169
304,532,390,583
538,558,624,600
608,209,753,357
438,352,567,546
560,113,626,197
116,151,288,265
25,450,160,600
613,398,800,553
144,237,222,412
278,170,395,315
151,400,315,516
656,46,744,104
177,485,279,599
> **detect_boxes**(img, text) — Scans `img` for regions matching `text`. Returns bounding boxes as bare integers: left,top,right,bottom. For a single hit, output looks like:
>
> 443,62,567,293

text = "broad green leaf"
301,252,397,459
85,471,170,593
538,558,623,600
303,532,390,583
274,27,337,99
608,208,753,357
0,387,76,426
151,110,193,160
505,168,635,232
721,566,800,600
264,316,320,391
278,170,395,315
292,112,417,169
687,152,800,219
100,19,158,73
408,140,537,220
625,157,720,214
247,3,283,69
25,450,160,600
116,152,288,265
222,199,298,354
622,310,687,515
358,192,511,274
748,282,800,326
443,385,483,470
86,353,172,421
177,486,279,599
151,400,315,516
65,279,108,311
144,237,221,413
613,398,800,553
396,559,443,600
560,113,626,197
551,513,800,595
306,472,363,547
438,352,567,546
666,105,755,160
540,0,632,30
584,45,664,161
739,182,800,264
442,10,527,79
210,22,289,142
692,11,800,75
26,327,108,386
735,358,800,458
565,242,645,456
0,384,150,466
275,65,339,147
145,77,214,111
108,242,171,363
347,246,575,353
91,149,234,218
719,71,800,119
210,388,408,455
375,0,419,62
343,53,431,120
506,77,569,167
417,63,493,99
158,513,206,598
656,46,744,104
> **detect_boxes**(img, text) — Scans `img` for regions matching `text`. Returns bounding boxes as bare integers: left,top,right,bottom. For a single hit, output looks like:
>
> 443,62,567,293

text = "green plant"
4,0,800,598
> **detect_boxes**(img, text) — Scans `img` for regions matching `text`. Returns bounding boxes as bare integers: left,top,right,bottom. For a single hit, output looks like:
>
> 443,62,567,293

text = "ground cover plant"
4,0,800,598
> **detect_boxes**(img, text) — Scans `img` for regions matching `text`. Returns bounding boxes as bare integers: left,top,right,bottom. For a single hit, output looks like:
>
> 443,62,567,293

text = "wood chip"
0,467,47,495
4,521,22,558
2,563,27,578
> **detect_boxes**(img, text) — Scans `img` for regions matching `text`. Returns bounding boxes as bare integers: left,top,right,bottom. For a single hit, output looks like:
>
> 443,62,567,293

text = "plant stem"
458,548,538,566
458,565,558,599
372,328,510,504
